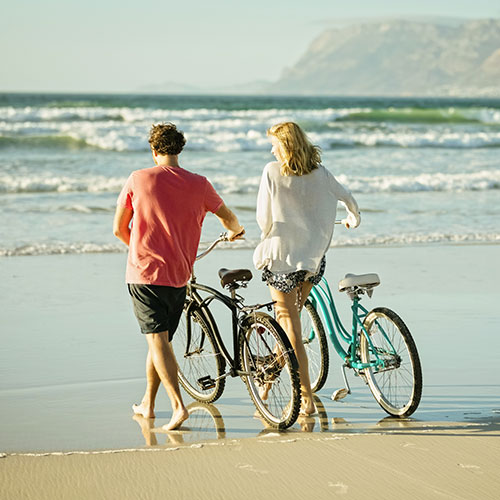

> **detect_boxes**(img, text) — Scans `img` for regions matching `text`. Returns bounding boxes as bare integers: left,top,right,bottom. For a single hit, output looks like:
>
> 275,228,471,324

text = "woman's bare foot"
162,408,189,431
297,414,316,432
132,402,155,419
259,382,271,401
300,395,317,416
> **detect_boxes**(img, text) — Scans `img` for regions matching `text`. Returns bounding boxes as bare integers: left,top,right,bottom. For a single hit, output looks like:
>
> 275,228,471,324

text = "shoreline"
2,428,499,500
2,238,499,258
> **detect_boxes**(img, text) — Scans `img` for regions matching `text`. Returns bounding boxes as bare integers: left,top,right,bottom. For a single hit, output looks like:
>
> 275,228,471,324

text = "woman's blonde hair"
267,122,321,176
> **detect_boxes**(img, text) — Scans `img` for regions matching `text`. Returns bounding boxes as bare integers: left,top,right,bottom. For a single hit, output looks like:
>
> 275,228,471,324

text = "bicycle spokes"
240,313,301,428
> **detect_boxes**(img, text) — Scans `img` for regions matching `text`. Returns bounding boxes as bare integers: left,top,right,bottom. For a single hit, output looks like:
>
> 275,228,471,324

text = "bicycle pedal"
331,388,349,401
197,376,216,390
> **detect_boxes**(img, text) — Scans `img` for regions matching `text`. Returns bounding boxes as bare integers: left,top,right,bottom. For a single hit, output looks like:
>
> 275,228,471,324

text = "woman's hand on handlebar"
339,212,361,229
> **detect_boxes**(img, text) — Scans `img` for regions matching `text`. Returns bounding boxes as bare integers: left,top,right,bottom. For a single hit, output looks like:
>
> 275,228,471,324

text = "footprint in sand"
402,442,429,451
236,464,269,475
328,482,348,494
458,464,484,474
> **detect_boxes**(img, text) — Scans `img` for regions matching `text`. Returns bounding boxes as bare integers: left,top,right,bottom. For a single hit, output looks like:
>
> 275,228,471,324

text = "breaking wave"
1,170,498,195
2,232,498,257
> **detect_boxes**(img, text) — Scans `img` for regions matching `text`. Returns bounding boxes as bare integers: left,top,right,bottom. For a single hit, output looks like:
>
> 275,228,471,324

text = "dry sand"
2,424,499,500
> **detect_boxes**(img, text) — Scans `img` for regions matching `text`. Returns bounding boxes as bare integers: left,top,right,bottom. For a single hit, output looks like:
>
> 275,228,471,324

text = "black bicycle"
171,234,301,429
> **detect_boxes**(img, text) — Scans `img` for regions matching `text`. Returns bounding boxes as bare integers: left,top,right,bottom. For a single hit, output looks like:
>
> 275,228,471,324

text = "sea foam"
2,232,498,257
2,105,500,152
1,170,498,195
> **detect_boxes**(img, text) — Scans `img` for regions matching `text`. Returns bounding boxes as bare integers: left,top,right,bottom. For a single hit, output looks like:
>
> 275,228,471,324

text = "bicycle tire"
185,402,226,440
360,307,422,417
301,299,329,392
172,306,226,403
239,312,301,429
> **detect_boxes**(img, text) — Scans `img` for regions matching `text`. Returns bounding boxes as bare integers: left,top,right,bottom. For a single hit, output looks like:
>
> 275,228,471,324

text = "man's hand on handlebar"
227,226,245,241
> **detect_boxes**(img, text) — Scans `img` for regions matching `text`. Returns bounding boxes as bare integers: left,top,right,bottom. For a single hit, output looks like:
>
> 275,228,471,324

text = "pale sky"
1,0,499,93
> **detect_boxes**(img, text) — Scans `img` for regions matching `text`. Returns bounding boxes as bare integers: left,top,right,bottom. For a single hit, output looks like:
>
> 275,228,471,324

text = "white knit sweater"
253,162,360,274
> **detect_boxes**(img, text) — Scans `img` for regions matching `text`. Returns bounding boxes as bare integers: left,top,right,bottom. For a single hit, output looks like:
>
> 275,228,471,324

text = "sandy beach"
2,424,499,499
1,244,500,498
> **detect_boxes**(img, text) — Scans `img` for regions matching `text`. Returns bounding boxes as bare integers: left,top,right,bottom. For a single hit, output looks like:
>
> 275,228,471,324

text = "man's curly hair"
148,123,186,155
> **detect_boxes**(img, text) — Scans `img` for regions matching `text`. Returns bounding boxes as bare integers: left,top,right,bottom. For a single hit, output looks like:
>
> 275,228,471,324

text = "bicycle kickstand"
331,364,351,401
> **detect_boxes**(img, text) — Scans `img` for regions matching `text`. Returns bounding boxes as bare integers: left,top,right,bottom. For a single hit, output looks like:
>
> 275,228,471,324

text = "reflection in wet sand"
133,402,227,447
133,392,500,447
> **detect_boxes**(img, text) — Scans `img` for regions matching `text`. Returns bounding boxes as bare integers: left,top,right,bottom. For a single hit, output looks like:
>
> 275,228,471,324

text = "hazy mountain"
271,19,500,97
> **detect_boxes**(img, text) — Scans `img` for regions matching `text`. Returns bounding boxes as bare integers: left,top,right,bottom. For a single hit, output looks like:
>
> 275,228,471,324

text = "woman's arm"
256,165,273,237
330,175,361,229
113,205,133,246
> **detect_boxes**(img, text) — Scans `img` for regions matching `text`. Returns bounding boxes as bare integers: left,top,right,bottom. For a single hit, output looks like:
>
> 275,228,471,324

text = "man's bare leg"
132,414,158,446
132,350,160,418
145,331,189,431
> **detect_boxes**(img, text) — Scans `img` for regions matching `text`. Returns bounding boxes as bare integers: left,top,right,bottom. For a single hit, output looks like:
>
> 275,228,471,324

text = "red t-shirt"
117,165,223,287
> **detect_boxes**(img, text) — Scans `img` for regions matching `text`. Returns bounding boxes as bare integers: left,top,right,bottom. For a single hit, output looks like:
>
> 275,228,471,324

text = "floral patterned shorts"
261,256,326,294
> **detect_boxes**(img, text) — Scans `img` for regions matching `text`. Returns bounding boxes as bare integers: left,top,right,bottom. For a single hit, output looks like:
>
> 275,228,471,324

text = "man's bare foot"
132,414,158,446
162,408,189,431
132,403,155,419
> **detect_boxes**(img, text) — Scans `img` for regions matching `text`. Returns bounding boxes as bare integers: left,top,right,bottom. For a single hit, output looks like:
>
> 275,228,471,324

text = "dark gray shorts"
127,284,186,339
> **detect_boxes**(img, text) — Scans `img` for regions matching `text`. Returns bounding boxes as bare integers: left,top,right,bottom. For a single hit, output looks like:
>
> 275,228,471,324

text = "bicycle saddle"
218,268,253,287
338,273,380,292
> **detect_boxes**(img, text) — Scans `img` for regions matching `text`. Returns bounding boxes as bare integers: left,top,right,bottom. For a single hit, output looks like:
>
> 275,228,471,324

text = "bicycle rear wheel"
239,312,301,429
301,299,329,392
185,402,226,441
172,307,226,403
360,307,422,417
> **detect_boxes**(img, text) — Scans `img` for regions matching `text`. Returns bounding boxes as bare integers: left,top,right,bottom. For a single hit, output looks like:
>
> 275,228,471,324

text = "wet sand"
1,244,500,497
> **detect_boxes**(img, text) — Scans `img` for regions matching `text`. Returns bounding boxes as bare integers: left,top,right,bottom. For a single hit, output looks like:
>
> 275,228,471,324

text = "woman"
253,122,360,415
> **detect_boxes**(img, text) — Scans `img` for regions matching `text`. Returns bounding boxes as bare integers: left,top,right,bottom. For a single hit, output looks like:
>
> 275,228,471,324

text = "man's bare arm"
113,206,133,246
214,204,245,241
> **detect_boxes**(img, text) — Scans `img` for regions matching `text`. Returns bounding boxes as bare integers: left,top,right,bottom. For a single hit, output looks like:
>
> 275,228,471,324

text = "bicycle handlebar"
197,222,344,261
196,233,229,261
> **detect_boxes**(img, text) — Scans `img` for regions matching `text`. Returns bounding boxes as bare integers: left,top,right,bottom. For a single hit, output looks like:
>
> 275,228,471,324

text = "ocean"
1,93,499,257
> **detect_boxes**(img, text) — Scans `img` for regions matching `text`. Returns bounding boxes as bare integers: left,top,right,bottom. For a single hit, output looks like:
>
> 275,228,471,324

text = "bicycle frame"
308,277,395,371
185,279,276,379
185,281,242,376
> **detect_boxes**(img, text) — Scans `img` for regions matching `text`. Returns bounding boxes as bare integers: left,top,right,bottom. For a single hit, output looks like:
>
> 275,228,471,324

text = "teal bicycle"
301,230,422,418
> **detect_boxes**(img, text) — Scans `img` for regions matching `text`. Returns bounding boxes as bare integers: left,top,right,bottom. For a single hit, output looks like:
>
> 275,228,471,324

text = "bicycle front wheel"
240,312,301,429
360,307,422,417
172,307,226,403
301,299,329,392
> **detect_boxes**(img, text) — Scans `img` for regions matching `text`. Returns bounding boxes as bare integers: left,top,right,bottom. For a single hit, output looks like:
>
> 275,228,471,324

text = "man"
113,123,244,430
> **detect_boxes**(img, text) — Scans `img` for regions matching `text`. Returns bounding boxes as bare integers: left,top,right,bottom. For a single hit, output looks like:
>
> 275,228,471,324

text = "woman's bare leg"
299,281,314,311
269,285,316,415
